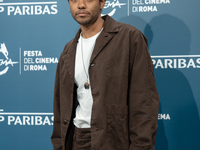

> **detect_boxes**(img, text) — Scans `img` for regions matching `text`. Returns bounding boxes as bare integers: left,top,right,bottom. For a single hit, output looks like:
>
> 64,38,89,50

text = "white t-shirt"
73,29,103,128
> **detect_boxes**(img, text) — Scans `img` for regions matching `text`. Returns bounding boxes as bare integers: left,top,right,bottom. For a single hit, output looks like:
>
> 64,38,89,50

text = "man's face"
69,0,105,26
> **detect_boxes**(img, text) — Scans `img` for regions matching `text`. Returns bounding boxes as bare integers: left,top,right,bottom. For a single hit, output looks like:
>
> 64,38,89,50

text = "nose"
78,0,86,9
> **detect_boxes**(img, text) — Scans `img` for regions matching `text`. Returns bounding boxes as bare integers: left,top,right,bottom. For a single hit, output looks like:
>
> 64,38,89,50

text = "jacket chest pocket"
106,105,129,150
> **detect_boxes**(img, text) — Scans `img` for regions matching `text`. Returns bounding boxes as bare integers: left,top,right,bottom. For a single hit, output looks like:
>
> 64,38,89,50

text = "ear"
100,0,105,10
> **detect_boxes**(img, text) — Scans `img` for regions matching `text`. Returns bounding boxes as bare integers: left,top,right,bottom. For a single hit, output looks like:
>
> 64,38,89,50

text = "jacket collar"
102,15,119,33
63,15,119,79
71,15,119,45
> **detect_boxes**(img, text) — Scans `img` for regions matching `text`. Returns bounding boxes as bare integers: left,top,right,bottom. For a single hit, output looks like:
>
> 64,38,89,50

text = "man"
51,0,159,149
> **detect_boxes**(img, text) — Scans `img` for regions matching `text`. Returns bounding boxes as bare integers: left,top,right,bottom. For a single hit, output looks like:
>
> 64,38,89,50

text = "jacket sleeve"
128,32,159,150
51,60,63,150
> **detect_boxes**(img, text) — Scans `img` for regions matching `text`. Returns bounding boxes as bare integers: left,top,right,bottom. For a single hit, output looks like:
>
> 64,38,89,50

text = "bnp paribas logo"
102,0,127,16
0,43,18,75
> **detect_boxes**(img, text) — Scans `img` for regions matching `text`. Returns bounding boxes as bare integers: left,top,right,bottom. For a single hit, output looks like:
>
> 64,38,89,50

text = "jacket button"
63,120,68,125
91,63,95,67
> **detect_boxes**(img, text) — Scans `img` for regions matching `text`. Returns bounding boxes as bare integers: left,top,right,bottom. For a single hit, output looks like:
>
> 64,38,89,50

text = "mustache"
75,10,90,15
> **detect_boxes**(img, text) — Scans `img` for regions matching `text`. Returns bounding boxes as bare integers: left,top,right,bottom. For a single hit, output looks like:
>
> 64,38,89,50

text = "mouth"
76,11,89,17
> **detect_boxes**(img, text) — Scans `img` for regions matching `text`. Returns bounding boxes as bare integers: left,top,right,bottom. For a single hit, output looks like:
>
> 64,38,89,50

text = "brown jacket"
51,15,159,150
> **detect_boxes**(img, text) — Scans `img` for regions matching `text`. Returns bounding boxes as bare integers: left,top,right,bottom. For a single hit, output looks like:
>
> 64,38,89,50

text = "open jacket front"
51,15,159,150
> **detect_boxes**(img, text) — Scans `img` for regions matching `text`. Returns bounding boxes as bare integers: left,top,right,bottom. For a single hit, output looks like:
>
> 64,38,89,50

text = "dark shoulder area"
117,21,144,41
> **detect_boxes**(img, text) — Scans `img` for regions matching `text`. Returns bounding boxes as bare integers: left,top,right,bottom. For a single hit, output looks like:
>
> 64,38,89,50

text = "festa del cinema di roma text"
132,0,170,13
23,50,58,71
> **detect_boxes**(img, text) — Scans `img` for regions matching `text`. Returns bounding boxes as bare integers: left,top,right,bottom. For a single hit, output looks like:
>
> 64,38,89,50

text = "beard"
72,10,100,26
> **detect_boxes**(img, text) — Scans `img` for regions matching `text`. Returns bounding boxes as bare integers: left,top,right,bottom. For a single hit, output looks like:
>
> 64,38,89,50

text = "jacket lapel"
63,30,81,79
90,15,119,65
89,31,112,65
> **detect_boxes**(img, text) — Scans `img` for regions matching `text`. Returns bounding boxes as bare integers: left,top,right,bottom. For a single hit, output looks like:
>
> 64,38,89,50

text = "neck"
80,15,104,39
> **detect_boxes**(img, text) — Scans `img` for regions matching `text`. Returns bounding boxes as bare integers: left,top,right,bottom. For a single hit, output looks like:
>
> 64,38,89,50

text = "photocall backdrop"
0,0,200,149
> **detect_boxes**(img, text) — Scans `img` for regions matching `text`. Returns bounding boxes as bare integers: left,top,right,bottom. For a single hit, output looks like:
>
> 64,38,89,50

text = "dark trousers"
73,127,91,150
